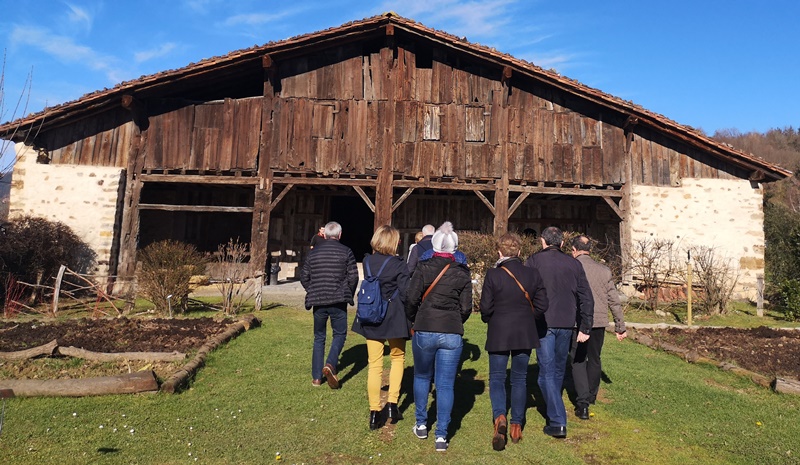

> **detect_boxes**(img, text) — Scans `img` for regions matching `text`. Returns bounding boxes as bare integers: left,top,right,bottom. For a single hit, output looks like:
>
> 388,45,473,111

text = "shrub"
137,240,205,316
777,279,800,321
0,215,96,307
215,238,256,316
689,246,738,315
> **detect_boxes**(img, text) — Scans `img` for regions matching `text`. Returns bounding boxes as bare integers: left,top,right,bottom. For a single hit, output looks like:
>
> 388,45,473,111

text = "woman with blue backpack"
351,225,412,430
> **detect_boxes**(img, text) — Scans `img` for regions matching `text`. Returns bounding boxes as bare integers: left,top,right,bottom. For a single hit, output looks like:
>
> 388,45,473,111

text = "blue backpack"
356,256,398,325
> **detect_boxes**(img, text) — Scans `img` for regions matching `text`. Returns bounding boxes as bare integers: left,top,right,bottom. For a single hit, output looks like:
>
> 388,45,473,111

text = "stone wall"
8,143,123,277
627,178,764,300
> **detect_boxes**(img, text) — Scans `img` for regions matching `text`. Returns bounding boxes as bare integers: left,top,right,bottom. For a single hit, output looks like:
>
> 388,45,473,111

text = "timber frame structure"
0,14,790,292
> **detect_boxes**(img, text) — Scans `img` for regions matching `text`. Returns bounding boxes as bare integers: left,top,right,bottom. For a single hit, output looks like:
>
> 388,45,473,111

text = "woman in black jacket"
405,221,472,452
480,233,548,450
352,225,411,430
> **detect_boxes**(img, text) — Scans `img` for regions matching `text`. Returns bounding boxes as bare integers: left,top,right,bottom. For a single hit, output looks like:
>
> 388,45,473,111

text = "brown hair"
371,225,400,255
497,232,522,258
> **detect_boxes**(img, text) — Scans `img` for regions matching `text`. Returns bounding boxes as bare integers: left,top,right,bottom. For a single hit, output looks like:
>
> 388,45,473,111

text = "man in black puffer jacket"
301,221,359,389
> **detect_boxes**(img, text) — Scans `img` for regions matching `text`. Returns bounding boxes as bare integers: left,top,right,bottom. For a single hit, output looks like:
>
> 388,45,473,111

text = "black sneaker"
435,437,448,452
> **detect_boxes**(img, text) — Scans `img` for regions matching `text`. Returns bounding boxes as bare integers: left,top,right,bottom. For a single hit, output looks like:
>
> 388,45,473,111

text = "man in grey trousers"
569,235,627,419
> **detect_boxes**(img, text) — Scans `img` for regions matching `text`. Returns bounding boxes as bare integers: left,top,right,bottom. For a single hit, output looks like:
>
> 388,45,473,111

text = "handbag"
412,263,451,336
500,266,535,313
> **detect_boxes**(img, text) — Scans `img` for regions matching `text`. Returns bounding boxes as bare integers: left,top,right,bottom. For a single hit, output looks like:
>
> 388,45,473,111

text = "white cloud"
378,0,517,38
10,25,125,84
134,43,178,64
221,10,297,27
65,2,93,30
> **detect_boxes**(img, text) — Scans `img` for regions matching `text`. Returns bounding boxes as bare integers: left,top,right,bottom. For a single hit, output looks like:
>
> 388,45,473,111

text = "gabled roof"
0,13,790,181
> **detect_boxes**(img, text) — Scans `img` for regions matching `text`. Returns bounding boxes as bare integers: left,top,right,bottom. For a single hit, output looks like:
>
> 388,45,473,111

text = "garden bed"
631,326,800,394
0,316,257,394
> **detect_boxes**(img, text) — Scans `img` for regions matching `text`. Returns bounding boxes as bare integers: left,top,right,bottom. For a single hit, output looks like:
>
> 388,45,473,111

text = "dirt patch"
0,317,232,380
634,326,800,380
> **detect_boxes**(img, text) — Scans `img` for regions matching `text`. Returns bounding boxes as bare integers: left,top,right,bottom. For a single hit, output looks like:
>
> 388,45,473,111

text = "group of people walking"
300,221,626,452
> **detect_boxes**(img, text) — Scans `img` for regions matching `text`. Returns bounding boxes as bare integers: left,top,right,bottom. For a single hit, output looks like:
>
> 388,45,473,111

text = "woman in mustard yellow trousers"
351,225,412,429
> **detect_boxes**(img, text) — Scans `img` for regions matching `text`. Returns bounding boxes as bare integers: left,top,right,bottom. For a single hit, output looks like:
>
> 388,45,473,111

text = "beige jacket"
576,254,626,333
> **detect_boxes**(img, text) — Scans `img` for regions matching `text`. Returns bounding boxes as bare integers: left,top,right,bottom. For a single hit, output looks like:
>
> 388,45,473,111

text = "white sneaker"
413,424,427,439
435,437,448,452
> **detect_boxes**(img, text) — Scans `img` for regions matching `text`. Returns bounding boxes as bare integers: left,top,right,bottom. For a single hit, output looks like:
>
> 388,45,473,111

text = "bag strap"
422,263,451,302
500,266,535,313
365,255,392,279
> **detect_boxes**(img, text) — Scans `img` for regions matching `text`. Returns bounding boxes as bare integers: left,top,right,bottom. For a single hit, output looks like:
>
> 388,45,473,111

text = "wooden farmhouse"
0,14,790,298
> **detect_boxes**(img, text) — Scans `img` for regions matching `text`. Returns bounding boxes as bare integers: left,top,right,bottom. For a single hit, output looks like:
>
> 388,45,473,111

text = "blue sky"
1,0,799,169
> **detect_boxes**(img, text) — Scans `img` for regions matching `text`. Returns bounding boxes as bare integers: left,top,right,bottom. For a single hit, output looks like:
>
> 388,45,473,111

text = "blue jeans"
488,350,531,425
536,328,573,427
412,331,463,439
312,303,348,380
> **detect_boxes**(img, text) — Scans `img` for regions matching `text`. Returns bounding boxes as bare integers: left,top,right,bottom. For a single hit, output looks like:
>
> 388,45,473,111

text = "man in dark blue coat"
301,221,359,389
524,226,594,439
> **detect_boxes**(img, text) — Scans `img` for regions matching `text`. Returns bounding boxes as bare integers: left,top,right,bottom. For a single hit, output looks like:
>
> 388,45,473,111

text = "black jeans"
570,327,606,408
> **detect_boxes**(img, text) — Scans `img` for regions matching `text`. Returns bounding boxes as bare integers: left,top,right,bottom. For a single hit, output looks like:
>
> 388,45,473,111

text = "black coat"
405,256,472,335
480,258,549,352
300,239,359,309
352,253,412,340
524,245,594,333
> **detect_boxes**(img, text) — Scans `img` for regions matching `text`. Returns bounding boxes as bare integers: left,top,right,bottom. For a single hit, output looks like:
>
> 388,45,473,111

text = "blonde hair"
497,232,522,257
371,225,400,255
414,231,424,243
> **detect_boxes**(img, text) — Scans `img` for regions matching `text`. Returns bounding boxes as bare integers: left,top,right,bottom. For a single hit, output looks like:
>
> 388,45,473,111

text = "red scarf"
433,252,455,261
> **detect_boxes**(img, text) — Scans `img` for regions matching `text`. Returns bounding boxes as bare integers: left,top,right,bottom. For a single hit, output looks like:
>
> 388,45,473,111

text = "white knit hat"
431,221,458,253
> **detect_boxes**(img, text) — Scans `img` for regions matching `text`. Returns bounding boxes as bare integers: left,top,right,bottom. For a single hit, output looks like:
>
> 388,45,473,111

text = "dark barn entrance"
330,195,374,259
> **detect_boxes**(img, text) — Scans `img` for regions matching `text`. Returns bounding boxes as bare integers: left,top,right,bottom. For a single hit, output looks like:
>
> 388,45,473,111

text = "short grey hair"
541,226,563,246
571,235,591,252
324,221,342,239
421,224,436,236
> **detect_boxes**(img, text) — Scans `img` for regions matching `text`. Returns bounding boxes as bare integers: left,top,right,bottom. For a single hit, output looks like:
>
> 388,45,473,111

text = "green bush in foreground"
137,240,205,315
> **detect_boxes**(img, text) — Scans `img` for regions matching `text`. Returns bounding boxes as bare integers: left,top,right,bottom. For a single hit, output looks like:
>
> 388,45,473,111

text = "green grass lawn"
1,303,798,464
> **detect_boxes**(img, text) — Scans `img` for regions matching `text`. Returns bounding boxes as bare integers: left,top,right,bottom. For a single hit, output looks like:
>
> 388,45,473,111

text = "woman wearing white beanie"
404,221,472,452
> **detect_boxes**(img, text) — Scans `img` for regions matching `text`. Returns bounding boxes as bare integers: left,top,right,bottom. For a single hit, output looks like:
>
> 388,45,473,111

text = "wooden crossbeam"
353,186,376,212
507,192,530,218
603,197,624,219
391,187,415,212
138,204,254,213
270,183,294,210
474,190,495,215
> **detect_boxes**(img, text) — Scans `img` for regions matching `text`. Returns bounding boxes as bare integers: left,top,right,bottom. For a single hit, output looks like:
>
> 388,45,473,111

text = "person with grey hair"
524,226,594,439
301,221,359,389
405,221,472,452
407,224,436,275
569,235,626,420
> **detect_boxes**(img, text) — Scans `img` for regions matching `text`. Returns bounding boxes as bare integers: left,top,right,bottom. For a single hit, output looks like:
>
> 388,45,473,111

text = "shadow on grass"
338,343,368,387
396,338,486,441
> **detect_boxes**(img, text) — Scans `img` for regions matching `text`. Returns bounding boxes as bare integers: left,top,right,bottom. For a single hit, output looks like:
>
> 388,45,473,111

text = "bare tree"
215,238,257,316
625,238,681,311
0,49,35,177
688,246,739,315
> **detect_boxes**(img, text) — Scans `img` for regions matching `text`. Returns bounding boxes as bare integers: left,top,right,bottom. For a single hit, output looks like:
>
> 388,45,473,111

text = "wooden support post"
116,123,147,296
250,90,278,276
493,155,510,234
374,85,396,229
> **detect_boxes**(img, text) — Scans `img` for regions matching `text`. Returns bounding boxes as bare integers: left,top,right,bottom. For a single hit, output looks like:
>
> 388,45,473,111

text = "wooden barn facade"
0,14,790,296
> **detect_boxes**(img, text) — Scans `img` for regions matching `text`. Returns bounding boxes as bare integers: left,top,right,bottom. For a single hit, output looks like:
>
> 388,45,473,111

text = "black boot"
370,410,385,430
386,402,403,424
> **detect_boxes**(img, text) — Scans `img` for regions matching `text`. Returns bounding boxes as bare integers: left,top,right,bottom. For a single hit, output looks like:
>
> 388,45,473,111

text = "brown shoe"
509,423,522,444
492,414,507,451
322,363,340,389
311,379,322,387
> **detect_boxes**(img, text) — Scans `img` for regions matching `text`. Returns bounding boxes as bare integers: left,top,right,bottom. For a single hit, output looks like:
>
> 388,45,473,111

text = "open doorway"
330,195,374,260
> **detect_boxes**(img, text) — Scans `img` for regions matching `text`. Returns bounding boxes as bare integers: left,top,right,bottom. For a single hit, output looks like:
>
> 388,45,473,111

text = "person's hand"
616,331,628,341
576,331,590,343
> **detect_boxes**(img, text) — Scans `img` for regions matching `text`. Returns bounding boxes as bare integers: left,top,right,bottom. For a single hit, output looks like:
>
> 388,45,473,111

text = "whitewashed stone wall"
8,143,123,276
627,178,764,300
